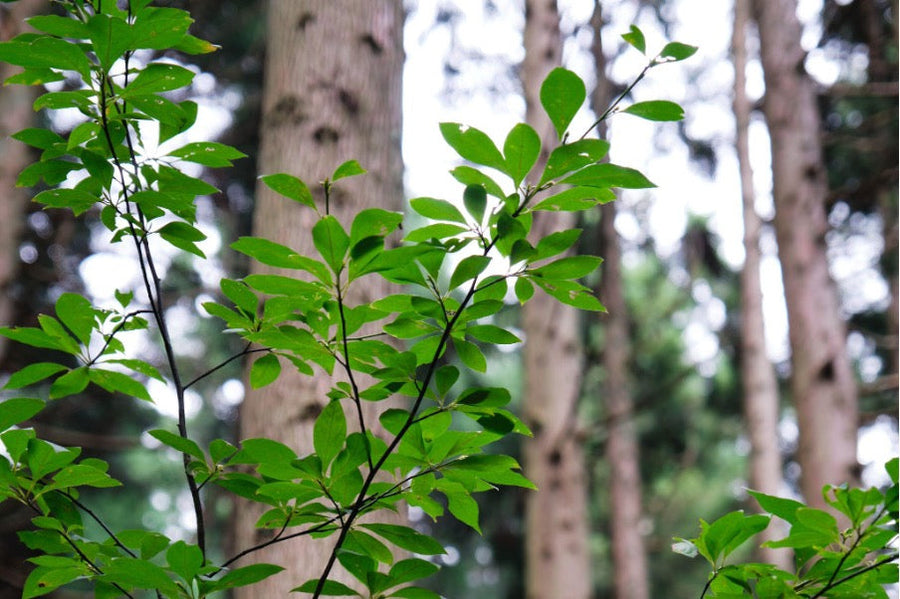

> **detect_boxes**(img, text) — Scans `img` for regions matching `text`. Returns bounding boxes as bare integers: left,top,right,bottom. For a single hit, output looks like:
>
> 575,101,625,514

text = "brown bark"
233,1,404,595
0,0,42,362
732,0,791,569
752,0,859,508
521,1,592,598
589,4,650,598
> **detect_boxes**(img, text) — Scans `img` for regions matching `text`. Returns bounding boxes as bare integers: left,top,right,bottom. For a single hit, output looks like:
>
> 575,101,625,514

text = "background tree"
752,0,860,507
731,0,789,568
232,1,405,595
520,1,592,597
589,3,652,597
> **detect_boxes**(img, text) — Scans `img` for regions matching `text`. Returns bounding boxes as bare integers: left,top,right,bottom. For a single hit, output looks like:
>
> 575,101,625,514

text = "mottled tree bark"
233,1,404,595
521,1,592,598
732,0,791,569
752,0,859,508
589,4,651,598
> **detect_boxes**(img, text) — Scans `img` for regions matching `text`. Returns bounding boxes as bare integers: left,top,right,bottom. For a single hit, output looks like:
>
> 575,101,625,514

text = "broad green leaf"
87,13,131,71
748,490,805,525
0,37,91,78
539,139,610,186
149,429,205,461
533,278,605,311
622,25,646,54
539,67,586,140
0,326,65,352
450,166,507,200
105,359,163,381
313,215,350,274
259,173,315,209
462,184,487,224
403,223,468,243
332,159,366,181
11,128,64,150
560,163,655,189
234,438,297,465
55,293,95,345
3,363,67,390
88,368,153,401
33,90,94,112
169,141,246,167
27,15,90,39
387,558,440,587
0,397,44,432
128,94,188,127
314,400,346,468
158,221,207,258
532,255,602,280
384,318,434,340
337,550,377,587
100,558,179,594
657,42,698,63
4,67,65,86
173,34,218,55
361,523,445,556
449,255,491,290
220,278,258,315
535,229,582,260
467,324,520,345
531,186,614,212
390,587,441,599
292,579,360,596
435,365,459,396
503,122,540,187
166,541,203,582
49,367,90,399
453,337,486,373
409,197,466,224
444,489,480,533
350,208,402,247
231,237,332,284
250,353,281,389
33,188,97,216
622,100,684,121
52,463,120,489
130,7,193,51
514,277,534,303
121,63,195,98
345,529,395,565
439,122,506,172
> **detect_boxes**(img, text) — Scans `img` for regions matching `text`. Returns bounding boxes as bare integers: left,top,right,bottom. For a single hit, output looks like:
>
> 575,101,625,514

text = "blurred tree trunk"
752,0,859,507
232,1,404,595
589,4,650,598
521,1,592,598
0,3,44,596
731,0,791,569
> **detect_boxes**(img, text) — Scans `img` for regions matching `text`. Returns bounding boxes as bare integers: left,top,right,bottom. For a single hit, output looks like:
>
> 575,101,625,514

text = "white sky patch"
147,378,202,420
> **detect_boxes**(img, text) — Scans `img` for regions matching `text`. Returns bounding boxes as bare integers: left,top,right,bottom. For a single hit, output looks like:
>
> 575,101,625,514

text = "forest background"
0,0,896,597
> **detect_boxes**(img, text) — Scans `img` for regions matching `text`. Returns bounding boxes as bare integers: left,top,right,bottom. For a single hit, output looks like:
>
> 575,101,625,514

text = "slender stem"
183,342,262,390
810,552,898,598
335,281,374,472
578,63,652,141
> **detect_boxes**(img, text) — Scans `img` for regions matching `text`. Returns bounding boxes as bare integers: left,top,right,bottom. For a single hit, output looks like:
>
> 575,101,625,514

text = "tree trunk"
732,0,791,569
752,0,859,507
232,1,404,595
521,1,592,598
589,4,651,598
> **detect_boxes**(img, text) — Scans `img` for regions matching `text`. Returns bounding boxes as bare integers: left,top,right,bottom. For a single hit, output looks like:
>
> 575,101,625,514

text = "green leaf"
449,255,491,290
33,188,97,217
292,579,360,596
539,138,610,186
11,128,64,150
560,163,655,189
121,63,195,97
462,184,487,224
467,324,520,345
231,237,332,284
533,278,605,311
439,122,506,173
532,255,602,280
27,15,91,39
55,293,95,346
748,490,805,525
390,587,441,599
332,159,366,181
387,558,440,587
260,173,315,209
158,221,207,258
435,365,459,396
503,123,540,187
169,141,246,167
313,215,350,274
409,197,466,224
361,523,445,556
130,7,193,51
535,229,582,260
403,223,468,243
622,100,684,121
88,368,153,401
450,166,507,200
453,338,487,373
622,25,646,54
0,398,44,432
87,13,132,71
3,363,67,390
149,429,205,461
336,550,377,587
531,186,614,212
166,540,203,582
0,37,91,78
49,368,90,399
52,463,120,489
350,208,402,247
314,400,346,469
514,277,534,303
100,558,179,594
539,67,586,140
250,353,281,389
657,42,698,63
33,90,94,112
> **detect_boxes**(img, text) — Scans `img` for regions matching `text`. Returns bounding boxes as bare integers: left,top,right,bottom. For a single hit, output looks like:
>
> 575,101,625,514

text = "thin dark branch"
184,342,261,390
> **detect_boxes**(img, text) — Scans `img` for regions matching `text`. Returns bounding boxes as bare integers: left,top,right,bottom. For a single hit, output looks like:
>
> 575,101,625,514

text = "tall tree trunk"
589,4,650,598
732,0,791,569
0,3,45,596
752,0,859,508
233,1,404,595
521,2,592,598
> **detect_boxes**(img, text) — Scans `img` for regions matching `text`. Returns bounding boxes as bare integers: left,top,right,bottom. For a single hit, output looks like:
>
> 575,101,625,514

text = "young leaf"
503,122,540,187
539,67,586,140
0,398,44,432
314,399,346,469
361,523,446,556
439,122,506,173
313,215,350,274
539,138,610,186
387,558,440,587
332,159,366,181
3,363,67,390
452,338,487,373
149,429,205,461
449,255,491,290
560,163,655,189
55,293,95,346
657,42,698,63
121,63,195,98
33,188,97,217
622,25,646,54
409,197,466,224
291,579,360,596
259,173,315,209
622,100,684,121
169,141,246,168
250,353,281,389
87,13,131,71
158,221,207,258
462,184,487,224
